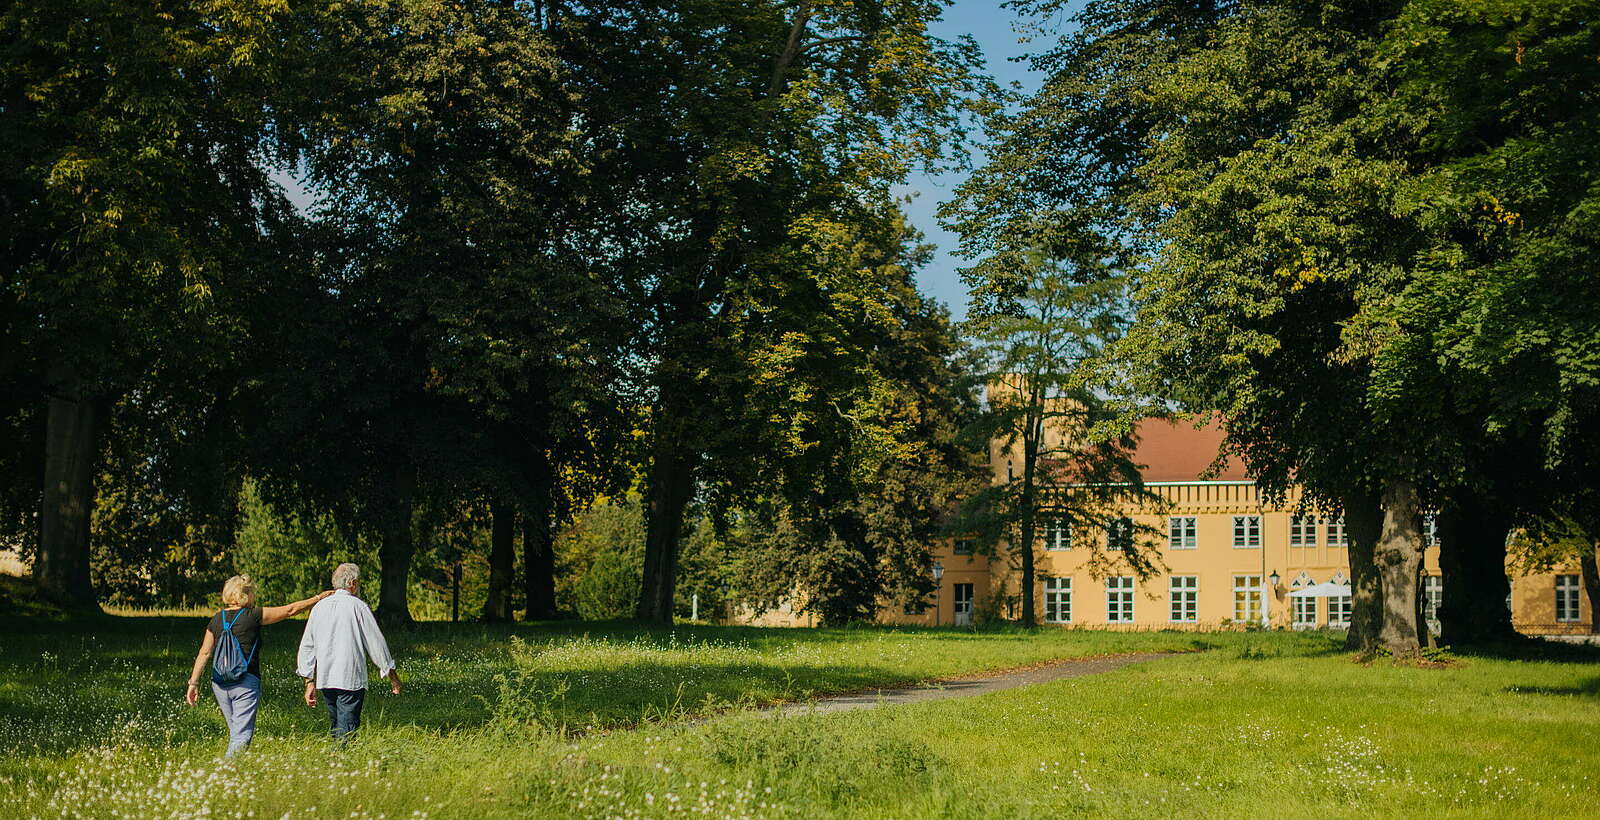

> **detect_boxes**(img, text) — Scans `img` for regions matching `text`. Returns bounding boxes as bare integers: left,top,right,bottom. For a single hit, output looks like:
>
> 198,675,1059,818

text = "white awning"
1289,582,1352,598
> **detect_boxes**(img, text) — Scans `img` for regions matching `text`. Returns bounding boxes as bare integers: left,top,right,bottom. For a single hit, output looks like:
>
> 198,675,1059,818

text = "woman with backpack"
184,575,333,756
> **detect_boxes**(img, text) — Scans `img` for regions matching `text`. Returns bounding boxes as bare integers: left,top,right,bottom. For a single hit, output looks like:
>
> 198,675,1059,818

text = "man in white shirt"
296,563,401,739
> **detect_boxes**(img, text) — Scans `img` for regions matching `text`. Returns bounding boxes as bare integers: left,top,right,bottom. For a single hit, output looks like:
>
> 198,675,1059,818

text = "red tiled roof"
1132,417,1249,482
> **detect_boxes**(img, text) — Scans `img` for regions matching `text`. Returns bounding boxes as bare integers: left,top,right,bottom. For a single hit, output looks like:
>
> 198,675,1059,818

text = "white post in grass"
691,593,699,622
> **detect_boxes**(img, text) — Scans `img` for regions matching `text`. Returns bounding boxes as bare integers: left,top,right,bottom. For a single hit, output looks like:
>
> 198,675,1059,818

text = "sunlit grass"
3,615,1596,818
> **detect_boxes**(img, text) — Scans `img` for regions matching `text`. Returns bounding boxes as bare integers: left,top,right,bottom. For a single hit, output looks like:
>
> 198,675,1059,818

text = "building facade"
889,419,1594,634
887,478,1445,631
737,418,1596,634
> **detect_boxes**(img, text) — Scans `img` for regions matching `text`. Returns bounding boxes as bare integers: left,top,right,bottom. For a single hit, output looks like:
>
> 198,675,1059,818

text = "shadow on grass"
1450,637,1600,664
1503,677,1600,698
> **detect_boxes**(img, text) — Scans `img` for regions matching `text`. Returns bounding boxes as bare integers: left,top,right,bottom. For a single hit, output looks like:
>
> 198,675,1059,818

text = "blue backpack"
212,608,258,685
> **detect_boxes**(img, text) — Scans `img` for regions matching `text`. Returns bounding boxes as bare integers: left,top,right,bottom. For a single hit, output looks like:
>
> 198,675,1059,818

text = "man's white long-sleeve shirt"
296,589,396,690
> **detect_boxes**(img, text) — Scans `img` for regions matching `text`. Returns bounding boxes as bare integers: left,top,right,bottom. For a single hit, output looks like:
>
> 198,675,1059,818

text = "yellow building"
737,417,1596,635
1512,564,1596,635
887,419,1594,635
877,419,1434,629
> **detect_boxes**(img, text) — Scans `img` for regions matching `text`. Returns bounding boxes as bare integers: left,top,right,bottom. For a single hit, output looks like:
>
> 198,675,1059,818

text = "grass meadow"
2,612,1598,818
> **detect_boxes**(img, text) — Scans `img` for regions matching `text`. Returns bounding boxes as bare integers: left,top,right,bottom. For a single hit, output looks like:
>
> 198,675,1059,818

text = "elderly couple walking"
184,563,402,756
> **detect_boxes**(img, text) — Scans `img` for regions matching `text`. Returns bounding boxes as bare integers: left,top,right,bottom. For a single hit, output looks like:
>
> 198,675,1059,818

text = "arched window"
1327,572,1351,626
1291,573,1317,628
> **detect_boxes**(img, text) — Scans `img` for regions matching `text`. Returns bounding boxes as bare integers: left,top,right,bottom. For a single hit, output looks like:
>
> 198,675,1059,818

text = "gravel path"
763,652,1174,716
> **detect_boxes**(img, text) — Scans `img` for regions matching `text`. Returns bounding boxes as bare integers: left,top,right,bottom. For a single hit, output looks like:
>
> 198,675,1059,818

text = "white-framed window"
1423,575,1442,631
1328,595,1352,627
1289,515,1318,548
1232,516,1261,549
1232,574,1262,622
1293,596,1317,628
954,583,974,625
953,538,975,555
1168,516,1197,550
1106,517,1134,551
1327,517,1348,547
1041,516,1072,551
1106,576,1135,623
1556,574,1581,623
1044,577,1072,623
1291,573,1317,629
1169,576,1198,623
1422,513,1439,547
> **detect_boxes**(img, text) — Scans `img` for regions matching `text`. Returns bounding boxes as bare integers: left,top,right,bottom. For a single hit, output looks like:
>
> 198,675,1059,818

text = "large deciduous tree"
2,0,295,608
539,1,986,623
958,0,1598,651
959,259,1153,628
955,0,1461,653
1377,1,1600,642
720,211,983,626
254,0,581,625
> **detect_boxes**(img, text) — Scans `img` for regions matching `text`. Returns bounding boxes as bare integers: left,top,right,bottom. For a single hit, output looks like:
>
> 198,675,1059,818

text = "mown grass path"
767,651,1175,715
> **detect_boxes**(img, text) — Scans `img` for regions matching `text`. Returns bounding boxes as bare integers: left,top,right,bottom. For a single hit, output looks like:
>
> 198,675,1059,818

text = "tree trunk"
35,371,102,610
636,413,698,624
1016,414,1039,628
376,464,417,627
522,458,557,620
1436,499,1517,645
483,499,516,622
1580,547,1600,636
522,514,556,620
1374,477,1423,655
1342,488,1382,654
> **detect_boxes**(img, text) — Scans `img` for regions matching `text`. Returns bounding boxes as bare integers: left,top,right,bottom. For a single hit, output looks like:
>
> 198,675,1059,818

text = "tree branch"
768,2,813,97
798,35,867,53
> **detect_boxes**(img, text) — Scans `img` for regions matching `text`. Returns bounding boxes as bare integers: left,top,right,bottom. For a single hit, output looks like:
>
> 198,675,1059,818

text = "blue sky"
901,1,1054,321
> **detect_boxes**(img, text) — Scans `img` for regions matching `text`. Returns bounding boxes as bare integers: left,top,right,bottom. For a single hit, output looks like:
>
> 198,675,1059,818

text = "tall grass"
2,616,1596,818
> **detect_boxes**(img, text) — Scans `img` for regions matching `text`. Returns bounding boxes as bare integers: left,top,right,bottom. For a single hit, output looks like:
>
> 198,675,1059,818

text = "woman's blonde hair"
221,575,257,608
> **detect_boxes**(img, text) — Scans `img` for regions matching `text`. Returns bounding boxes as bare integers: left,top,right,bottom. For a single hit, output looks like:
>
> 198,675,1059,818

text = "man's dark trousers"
321,688,366,739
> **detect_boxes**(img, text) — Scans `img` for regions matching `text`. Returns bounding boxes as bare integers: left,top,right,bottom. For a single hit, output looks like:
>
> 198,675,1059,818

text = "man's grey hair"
331,563,361,591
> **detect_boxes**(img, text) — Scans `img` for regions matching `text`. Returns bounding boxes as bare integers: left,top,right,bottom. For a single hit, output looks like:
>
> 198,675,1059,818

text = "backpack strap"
226,608,259,663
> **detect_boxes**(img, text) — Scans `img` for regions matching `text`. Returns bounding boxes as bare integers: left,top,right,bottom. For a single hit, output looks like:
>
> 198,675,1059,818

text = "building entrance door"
954,583,974,625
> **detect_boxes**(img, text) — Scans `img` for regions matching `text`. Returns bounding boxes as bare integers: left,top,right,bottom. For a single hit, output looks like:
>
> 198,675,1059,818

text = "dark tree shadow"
1503,677,1600,698
1450,636,1600,664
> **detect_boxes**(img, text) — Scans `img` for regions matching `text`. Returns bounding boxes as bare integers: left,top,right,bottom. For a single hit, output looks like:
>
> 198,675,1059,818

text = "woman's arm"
185,629,216,706
261,589,335,625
